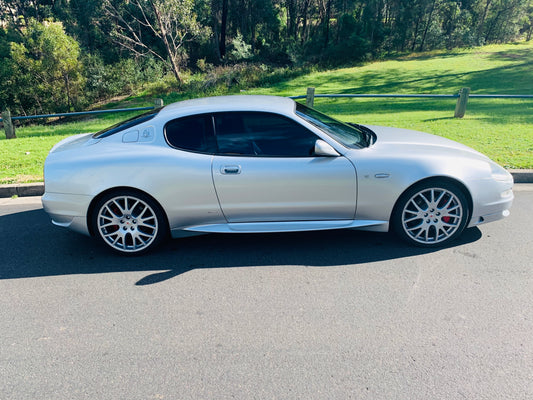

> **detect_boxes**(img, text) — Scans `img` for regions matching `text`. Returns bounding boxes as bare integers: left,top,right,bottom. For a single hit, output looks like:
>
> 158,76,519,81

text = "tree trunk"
412,15,421,52
149,0,182,84
169,58,182,85
324,0,332,47
419,0,437,52
301,0,310,43
485,9,503,42
220,0,228,58
286,0,297,38
478,0,493,40
64,73,72,111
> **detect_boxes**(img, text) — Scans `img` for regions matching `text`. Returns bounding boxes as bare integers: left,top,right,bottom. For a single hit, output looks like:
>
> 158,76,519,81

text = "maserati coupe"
42,95,514,254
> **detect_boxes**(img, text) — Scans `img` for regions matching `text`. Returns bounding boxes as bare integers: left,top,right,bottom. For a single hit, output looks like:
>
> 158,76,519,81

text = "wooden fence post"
306,87,315,107
1,109,16,139
154,98,164,108
454,87,470,118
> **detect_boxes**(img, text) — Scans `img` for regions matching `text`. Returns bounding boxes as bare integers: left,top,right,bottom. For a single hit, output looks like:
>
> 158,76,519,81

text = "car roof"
157,95,296,119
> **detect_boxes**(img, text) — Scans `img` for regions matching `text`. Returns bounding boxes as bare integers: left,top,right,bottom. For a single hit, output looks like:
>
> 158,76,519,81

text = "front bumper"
467,179,514,228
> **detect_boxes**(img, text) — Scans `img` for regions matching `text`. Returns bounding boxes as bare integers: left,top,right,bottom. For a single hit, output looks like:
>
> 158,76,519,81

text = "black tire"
392,181,470,247
91,190,168,255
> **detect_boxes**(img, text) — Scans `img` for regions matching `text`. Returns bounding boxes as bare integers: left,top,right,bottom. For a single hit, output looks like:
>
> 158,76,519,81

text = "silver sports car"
42,95,514,254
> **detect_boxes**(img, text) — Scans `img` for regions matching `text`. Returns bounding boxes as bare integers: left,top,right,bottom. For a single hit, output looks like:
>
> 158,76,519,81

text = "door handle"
221,165,241,174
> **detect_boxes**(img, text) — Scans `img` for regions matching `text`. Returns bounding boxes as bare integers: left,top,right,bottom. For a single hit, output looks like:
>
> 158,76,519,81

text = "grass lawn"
250,42,533,169
1,42,532,184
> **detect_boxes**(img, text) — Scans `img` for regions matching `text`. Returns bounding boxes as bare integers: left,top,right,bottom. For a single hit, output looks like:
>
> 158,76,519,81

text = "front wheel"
91,191,168,255
392,181,469,247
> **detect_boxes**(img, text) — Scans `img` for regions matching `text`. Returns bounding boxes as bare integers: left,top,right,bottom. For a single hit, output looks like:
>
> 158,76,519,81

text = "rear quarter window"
164,114,215,153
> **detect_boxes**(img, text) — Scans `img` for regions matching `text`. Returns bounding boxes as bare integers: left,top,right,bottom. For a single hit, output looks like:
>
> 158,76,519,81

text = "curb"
510,169,533,183
1,170,532,198
0,183,45,198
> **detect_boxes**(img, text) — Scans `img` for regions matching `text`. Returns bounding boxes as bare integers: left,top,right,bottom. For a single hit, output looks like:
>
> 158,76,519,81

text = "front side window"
214,112,318,157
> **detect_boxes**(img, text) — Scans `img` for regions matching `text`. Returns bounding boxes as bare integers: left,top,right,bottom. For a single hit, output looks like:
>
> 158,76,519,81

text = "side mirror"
314,139,340,157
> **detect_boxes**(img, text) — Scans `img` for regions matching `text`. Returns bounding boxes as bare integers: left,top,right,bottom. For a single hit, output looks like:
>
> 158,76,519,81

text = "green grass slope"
250,43,533,168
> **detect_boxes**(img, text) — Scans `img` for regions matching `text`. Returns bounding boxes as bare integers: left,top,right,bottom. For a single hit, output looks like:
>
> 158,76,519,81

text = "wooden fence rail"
291,87,533,118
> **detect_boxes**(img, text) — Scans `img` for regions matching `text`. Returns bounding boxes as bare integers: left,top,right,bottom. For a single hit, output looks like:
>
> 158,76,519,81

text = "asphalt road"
1,187,532,400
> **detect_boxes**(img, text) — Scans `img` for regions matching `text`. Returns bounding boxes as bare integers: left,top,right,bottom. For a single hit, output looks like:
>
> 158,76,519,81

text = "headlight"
489,161,513,182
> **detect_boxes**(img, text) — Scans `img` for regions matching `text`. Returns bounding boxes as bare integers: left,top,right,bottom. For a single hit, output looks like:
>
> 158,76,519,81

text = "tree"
522,3,533,40
103,0,210,84
219,0,228,58
7,20,84,114
482,0,527,43
0,0,54,30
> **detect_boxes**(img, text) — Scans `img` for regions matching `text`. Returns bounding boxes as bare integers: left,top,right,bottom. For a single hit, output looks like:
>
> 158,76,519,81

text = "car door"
163,113,225,228
211,111,357,223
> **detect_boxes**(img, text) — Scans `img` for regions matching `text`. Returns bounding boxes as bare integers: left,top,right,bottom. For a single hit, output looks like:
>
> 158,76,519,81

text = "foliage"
0,28,14,111
228,33,253,61
103,0,210,83
83,55,167,101
1,20,84,114
0,0,533,117
2,20,84,113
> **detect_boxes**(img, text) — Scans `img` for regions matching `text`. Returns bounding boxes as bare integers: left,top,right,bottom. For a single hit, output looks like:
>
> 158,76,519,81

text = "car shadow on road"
0,208,482,285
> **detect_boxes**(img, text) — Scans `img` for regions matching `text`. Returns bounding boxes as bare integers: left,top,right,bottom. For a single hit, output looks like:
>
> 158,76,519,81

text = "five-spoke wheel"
393,181,469,247
92,191,167,255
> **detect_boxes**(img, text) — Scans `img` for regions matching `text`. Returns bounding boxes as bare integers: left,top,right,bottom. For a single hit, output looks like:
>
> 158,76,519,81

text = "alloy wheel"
400,187,464,245
96,195,159,253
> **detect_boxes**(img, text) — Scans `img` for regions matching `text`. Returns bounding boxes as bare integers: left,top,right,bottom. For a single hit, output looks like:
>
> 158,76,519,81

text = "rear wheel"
392,181,469,247
92,191,168,255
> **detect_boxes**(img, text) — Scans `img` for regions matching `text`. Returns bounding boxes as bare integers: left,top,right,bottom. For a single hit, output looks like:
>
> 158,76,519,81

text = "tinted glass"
295,103,368,148
214,112,317,157
165,114,214,153
92,109,159,139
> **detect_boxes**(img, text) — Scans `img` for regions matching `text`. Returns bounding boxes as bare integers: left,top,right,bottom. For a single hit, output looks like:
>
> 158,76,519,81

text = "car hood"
363,125,489,160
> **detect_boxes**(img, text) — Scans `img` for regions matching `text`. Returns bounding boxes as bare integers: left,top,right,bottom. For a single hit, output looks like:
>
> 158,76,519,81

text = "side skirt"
171,219,388,236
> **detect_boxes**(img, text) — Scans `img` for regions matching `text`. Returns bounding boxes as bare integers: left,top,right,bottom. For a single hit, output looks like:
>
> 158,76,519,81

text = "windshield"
295,103,368,148
92,109,160,139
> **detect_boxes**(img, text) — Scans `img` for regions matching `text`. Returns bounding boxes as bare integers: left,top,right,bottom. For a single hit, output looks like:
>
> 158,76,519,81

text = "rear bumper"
41,192,92,236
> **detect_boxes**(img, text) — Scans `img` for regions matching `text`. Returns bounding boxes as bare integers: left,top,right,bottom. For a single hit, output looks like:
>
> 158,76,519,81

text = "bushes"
2,20,85,115
0,20,170,116
185,63,307,96
83,56,167,102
